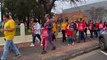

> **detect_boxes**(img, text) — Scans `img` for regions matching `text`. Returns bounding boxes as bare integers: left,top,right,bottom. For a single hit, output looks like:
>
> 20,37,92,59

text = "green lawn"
25,27,32,35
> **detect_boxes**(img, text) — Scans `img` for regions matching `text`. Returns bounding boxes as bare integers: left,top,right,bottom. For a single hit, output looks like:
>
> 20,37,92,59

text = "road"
69,49,107,60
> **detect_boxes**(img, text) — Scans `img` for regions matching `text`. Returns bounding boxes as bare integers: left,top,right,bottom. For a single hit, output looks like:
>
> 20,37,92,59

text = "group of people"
61,18,107,46
29,14,107,55
0,14,107,60
30,14,56,54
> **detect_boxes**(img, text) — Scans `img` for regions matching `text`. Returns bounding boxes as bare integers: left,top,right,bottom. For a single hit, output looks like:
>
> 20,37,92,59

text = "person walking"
0,14,21,60
78,18,86,43
61,19,68,42
66,22,74,46
52,17,57,41
94,21,99,37
44,14,56,50
41,25,49,54
30,18,41,46
88,20,94,38
99,21,104,34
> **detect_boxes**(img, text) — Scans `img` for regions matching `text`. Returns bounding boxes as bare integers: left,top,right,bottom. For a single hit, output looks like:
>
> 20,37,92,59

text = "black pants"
32,34,41,44
52,32,56,41
78,31,85,42
90,30,94,38
84,29,87,38
94,30,99,37
62,30,66,42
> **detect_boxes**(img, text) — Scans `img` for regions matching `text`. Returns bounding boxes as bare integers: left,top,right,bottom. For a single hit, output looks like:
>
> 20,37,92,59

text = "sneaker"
41,51,47,54
68,44,70,46
37,40,40,43
13,54,21,59
51,46,56,50
30,43,35,47
72,42,74,45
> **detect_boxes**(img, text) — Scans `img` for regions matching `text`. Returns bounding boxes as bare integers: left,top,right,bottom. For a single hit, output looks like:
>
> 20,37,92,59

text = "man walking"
0,15,21,60
45,14,56,50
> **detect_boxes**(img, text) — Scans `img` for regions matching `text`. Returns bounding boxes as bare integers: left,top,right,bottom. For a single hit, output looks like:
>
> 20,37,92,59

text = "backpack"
68,23,74,32
41,28,49,38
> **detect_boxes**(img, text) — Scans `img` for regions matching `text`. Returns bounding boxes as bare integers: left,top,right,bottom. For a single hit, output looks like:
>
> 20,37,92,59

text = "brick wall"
56,11,89,22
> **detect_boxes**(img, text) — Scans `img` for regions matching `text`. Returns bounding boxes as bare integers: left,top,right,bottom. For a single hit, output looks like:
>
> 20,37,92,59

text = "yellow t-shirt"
4,19,16,40
61,22,68,30
52,22,57,32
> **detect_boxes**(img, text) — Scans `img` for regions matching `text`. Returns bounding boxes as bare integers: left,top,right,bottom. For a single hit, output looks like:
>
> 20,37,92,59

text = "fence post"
20,23,25,41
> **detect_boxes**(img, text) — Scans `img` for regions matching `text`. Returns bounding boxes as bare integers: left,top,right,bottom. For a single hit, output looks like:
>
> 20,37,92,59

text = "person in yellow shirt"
0,15,21,60
52,20,57,41
61,18,68,42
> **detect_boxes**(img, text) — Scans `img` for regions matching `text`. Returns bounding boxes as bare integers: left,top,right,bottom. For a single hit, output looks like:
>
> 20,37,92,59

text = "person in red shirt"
41,25,49,54
66,22,74,46
88,20,94,38
99,21,104,33
78,18,86,43
94,21,99,37
103,22,107,31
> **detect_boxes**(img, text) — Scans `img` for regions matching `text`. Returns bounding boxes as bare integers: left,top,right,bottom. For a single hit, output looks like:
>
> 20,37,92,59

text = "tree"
84,7,107,21
3,0,81,27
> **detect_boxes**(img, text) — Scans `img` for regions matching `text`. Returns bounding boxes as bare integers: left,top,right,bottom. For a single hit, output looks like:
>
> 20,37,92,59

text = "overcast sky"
52,0,106,14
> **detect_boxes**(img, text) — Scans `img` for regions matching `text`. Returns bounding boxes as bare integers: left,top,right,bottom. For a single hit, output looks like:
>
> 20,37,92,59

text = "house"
57,0,107,22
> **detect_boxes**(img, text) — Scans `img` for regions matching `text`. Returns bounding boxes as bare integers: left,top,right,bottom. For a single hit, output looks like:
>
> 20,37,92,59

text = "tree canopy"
2,0,81,22
85,7,107,21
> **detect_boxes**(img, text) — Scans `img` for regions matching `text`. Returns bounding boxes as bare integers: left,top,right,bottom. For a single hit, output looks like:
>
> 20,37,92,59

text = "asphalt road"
69,49,107,60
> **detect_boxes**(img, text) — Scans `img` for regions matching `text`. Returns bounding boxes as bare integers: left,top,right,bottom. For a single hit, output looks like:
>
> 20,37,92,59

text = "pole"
0,2,2,27
0,2,1,22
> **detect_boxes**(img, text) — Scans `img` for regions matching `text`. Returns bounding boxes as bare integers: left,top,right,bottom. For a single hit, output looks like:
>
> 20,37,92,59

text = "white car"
99,29,107,51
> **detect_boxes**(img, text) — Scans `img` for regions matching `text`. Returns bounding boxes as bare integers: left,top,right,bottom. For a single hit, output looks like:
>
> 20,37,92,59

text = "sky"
52,0,106,14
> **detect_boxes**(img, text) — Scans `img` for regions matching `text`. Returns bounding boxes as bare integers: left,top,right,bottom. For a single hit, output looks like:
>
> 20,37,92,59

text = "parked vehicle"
99,29,107,51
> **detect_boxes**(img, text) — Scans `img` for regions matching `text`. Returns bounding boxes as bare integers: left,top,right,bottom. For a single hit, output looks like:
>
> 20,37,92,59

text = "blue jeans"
1,40,20,60
99,29,103,34
67,36,73,44
78,31,85,42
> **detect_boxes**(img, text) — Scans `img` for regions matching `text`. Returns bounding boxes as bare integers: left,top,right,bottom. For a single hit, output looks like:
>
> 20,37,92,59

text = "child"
30,19,42,46
30,19,35,46
41,26,49,54
66,22,74,46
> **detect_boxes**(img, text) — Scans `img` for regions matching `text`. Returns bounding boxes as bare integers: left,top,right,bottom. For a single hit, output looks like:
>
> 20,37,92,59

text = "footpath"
0,37,99,60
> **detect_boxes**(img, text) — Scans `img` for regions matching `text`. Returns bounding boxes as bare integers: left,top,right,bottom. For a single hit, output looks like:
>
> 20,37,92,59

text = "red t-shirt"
99,23,104,29
95,23,99,30
78,22,86,32
89,23,93,30
66,28,73,36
